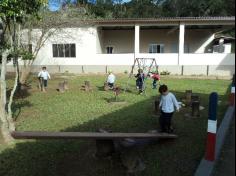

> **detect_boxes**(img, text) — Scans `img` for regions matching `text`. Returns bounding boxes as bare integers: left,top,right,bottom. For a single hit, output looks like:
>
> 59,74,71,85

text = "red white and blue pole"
229,81,235,106
205,92,218,161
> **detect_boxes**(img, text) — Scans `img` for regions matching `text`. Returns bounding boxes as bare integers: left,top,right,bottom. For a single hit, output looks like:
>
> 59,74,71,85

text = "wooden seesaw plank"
11,131,178,140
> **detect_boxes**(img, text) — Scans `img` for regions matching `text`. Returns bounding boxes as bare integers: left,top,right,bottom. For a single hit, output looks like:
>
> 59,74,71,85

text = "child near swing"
150,71,160,89
135,69,145,94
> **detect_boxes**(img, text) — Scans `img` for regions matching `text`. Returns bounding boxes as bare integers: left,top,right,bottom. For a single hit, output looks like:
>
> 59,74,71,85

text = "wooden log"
11,131,178,140
191,95,200,102
114,86,121,101
185,90,192,106
58,82,65,93
84,81,92,91
104,82,109,91
191,100,200,117
63,80,69,90
95,139,115,157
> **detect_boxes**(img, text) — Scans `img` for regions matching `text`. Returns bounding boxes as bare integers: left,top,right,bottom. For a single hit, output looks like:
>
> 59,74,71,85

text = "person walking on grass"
38,66,51,92
159,84,180,133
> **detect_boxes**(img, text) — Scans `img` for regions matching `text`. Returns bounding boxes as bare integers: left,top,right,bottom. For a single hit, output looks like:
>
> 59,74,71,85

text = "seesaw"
11,131,178,140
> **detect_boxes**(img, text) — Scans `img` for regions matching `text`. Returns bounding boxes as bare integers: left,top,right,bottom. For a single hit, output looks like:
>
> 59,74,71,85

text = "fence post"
205,92,218,161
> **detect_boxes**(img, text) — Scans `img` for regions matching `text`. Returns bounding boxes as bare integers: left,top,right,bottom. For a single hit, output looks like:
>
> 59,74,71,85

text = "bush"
160,70,171,75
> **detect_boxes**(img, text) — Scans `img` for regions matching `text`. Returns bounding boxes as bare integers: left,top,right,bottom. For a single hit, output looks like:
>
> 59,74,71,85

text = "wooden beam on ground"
11,131,178,140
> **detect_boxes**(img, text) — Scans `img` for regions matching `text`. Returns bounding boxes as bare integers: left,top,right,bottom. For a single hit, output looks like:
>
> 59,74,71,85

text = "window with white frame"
149,44,164,53
106,46,113,54
52,44,76,57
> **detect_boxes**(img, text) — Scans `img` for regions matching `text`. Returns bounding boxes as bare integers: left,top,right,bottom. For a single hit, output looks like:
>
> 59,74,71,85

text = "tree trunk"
7,68,17,131
0,49,14,143
20,65,31,84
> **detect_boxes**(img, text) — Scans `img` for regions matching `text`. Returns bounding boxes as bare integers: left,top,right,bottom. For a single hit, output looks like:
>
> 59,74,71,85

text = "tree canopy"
49,0,235,18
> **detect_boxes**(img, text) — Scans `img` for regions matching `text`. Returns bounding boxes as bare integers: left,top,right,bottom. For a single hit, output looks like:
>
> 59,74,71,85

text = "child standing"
151,71,160,89
158,84,179,133
135,69,145,94
38,66,51,92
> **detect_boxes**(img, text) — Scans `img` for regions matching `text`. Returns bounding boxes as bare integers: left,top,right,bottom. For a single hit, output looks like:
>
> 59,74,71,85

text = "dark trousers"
108,82,114,88
43,79,48,87
152,80,157,89
136,80,144,93
159,111,174,133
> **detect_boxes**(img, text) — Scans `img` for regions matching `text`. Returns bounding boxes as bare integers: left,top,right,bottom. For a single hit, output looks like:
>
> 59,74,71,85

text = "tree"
0,0,44,143
19,5,93,84
161,0,234,17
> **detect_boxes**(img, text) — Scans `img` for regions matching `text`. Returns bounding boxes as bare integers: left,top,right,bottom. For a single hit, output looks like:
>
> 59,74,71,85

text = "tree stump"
63,80,69,90
84,81,92,91
95,129,115,158
104,82,109,91
58,82,65,93
185,90,192,106
191,95,200,102
114,86,121,101
191,100,200,117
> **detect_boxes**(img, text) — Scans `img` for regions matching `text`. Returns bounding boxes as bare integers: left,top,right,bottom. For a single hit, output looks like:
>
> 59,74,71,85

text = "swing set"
125,58,159,94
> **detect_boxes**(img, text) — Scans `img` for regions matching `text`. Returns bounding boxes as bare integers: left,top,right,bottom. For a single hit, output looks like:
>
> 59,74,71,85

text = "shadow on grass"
0,89,230,176
12,100,33,121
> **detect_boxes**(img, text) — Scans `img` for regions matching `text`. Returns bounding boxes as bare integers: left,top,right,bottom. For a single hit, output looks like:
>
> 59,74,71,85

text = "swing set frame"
125,58,159,94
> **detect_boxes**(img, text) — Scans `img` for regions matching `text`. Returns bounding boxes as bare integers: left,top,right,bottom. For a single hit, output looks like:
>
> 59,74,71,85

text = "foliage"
160,70,171,75
53,0,235,18
0,0,42,20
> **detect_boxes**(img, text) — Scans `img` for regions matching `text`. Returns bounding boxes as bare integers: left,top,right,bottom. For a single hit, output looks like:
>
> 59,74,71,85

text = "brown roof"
87,17,235,26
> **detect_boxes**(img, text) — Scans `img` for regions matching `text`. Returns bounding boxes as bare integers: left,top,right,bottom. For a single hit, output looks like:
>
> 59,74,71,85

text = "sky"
48,0,131,11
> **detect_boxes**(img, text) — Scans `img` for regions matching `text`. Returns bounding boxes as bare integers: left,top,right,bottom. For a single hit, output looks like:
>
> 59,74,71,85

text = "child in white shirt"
38,66,51,91
159,84,179,133
107,71,116,89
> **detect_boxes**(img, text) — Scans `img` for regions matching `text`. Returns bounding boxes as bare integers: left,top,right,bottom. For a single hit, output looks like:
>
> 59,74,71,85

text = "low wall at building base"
6,65,235,77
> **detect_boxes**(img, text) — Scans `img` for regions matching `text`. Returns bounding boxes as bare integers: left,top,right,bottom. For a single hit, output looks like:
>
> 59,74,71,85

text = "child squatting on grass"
159,84,180,133
106,70,116,89
38,66,51,92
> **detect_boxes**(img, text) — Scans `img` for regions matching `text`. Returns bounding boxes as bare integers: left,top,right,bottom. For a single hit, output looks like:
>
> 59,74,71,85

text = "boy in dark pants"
135,69,145,94
38,67,51,92
159,84,179,133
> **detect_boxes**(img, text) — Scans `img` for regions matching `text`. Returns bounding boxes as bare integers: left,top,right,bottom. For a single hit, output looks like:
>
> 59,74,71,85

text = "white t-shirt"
38,70,51,80
159,92,180,113
107,73,116,84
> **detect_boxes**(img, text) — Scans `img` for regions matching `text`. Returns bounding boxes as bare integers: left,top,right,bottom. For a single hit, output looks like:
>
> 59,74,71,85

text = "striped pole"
205,92,218,161
229,83,235,106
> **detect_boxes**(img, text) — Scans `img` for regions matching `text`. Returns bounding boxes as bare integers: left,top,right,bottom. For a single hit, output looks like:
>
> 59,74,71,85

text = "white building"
13,17,235,76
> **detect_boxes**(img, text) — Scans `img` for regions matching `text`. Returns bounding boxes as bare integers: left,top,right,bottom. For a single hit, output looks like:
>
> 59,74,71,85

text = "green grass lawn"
0,74,231,176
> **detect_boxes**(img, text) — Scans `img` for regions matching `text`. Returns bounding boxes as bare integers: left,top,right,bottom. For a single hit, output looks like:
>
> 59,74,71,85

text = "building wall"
101,28,216,54
9,26,234,76
185,29,215,53
102,29,134,53
140,29,179,53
